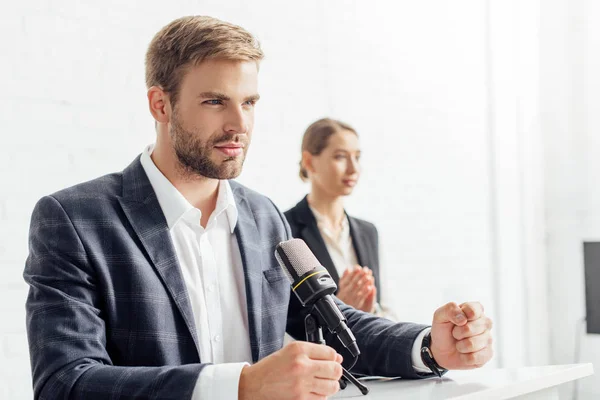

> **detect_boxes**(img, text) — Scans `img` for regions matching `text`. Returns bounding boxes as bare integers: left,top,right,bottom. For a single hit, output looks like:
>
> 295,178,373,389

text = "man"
24,16,493,400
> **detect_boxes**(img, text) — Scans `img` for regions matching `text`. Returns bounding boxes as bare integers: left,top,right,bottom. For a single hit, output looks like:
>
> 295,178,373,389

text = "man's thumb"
433,302,468,326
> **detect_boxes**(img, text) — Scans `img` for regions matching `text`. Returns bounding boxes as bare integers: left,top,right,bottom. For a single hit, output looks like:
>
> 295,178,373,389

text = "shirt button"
213,335,221,342
207,284,215,292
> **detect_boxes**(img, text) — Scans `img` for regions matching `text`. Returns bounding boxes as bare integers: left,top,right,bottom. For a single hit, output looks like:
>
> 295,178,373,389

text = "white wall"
0,1,544,398
486,0,551,370
542,0,600,398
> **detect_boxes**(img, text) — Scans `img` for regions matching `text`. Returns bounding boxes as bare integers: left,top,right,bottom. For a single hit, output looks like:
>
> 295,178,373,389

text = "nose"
347,156,359,175
224,105,249,134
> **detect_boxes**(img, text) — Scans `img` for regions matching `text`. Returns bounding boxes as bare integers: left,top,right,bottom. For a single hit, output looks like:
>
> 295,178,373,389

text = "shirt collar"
140,144,238,232
214,175,238,233
308,204,350,240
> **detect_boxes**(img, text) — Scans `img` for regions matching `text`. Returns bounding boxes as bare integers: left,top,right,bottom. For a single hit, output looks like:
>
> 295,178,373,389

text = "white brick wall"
0,1,532,398
543,0,600,398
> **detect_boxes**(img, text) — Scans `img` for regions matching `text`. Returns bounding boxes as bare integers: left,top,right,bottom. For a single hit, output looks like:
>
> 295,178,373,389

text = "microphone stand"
304,312,369,395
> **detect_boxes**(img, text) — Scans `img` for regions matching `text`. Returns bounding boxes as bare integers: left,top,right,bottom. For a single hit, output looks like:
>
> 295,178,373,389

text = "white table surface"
333,363,594,399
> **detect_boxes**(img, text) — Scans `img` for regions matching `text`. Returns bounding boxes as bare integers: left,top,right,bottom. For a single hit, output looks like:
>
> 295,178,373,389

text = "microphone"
275,238,360,358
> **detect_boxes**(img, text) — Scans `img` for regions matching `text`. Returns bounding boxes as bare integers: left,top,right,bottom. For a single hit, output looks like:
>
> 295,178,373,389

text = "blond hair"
145,16,264,105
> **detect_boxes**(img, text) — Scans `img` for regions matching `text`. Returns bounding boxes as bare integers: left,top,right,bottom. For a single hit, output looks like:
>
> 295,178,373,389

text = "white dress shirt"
141,144,431,398
309,205,388,317
140,145,251,399
308,206,358,279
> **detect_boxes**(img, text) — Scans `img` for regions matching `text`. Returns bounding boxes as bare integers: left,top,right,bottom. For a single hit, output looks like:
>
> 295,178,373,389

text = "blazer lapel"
231,183,263,363
348,217,368,268
294,197,340,284
117,156,201,357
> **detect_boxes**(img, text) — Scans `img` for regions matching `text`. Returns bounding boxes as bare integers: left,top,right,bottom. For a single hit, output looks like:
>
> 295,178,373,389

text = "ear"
301,150,315,175
147,86,171,125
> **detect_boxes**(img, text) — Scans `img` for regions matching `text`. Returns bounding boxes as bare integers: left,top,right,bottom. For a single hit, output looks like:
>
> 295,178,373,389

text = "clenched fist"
238,341,344,400
430,302,494,370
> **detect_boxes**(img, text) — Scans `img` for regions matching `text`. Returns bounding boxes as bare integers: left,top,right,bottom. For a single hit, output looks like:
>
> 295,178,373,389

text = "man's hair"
145,16,264,105
299,118,358,181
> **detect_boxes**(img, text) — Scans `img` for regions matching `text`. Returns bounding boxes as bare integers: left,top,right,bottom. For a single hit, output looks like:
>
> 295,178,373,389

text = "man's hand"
336,265,377,313
429,302,493,370
238,341,343,400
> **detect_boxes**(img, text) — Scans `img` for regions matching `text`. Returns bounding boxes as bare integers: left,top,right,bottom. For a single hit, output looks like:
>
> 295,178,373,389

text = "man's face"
168,59,259,179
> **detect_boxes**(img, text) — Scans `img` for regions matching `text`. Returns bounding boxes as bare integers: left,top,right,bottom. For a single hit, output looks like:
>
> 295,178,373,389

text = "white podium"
333,364,594,399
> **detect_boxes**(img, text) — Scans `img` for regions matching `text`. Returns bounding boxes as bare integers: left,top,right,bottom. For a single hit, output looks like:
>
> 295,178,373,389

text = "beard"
169,111,249,180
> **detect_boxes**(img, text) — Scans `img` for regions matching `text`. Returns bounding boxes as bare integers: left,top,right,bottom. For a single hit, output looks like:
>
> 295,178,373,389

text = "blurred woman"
285,118,395,319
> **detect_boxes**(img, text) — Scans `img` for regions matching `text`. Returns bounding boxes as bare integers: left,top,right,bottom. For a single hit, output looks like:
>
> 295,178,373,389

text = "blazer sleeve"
287,294,428,379
24,195,205,400
369,222,382,302
333,300,429,378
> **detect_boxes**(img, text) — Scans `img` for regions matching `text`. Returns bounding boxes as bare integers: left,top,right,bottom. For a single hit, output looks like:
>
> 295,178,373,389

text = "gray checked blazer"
24,156,429,399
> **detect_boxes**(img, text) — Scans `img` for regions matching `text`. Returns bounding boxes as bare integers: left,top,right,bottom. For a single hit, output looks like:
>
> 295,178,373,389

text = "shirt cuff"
192,362,249,400
412,327,432,373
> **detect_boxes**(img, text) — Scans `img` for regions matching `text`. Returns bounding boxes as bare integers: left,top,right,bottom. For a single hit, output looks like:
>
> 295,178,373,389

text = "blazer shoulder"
283,202,300,225
48,172,123,207
284,196,311,222
283,197,313,235
283,207,300,237
283,207,294,221
349,216,379,237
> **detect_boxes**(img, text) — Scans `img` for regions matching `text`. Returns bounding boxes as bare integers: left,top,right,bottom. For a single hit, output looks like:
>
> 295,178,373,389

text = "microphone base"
304,312,369,395
342,367,369,395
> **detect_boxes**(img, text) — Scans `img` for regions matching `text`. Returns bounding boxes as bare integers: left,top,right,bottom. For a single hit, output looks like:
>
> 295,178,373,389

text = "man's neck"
151,143,219,228
307,189,345,229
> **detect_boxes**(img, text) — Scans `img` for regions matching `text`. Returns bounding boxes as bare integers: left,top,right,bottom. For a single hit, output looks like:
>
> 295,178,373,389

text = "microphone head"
275,238,337,306
275,238,322,283
276,239,358,356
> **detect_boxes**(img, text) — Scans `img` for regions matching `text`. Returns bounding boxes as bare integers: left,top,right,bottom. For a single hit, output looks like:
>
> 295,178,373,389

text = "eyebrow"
197,91,260,103
245,94,261,103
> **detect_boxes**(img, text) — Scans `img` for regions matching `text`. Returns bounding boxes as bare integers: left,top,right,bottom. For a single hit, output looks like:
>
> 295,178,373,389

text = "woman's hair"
299,118,358,181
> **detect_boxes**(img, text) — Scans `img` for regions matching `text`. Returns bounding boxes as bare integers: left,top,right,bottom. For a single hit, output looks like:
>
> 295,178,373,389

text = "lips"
343,179,357,187
215,143,244,157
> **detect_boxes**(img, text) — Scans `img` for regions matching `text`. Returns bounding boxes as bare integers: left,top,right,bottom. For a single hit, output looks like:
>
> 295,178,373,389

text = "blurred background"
1,0,599,398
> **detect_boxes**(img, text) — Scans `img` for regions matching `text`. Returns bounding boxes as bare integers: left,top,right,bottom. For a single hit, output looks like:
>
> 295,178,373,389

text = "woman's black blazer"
284,196,381,302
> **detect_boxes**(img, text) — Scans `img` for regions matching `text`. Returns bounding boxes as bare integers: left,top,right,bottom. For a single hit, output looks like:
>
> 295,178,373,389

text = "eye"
204,99,223,105
243,99,257,107
334,154,345,160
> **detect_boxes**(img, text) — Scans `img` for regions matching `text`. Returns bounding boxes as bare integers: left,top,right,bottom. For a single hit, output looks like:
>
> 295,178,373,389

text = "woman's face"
308,129,361,197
